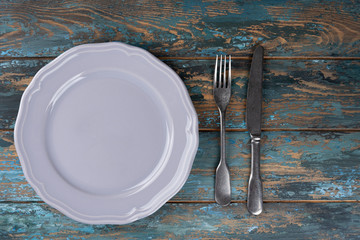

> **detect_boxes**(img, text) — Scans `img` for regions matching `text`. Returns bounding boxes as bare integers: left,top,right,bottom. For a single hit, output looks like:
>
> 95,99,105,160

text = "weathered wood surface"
1,202,360,239
1,59,359,129
1,0,360,238
1,130,359,202
1,0,360,57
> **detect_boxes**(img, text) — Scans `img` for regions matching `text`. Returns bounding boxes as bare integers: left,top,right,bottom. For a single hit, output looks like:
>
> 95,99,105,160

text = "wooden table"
1,0,359,239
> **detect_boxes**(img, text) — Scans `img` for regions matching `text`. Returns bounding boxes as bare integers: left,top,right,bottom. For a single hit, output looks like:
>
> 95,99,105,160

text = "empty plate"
15,42,198,224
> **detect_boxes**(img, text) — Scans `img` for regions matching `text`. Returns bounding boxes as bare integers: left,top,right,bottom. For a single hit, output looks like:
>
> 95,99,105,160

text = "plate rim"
14,42,199,224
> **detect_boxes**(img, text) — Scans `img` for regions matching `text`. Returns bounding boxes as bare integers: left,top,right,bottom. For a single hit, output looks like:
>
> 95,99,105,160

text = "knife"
246,45,264,215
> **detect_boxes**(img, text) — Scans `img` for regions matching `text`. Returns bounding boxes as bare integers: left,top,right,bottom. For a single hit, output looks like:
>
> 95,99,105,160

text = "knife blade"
246,45,264,215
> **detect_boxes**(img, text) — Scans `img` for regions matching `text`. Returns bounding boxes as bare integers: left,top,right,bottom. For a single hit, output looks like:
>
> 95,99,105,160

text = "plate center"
45,70,172,196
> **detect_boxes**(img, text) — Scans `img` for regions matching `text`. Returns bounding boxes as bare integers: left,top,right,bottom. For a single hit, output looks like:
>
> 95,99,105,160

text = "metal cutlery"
213,55,232,206
246,46,264,215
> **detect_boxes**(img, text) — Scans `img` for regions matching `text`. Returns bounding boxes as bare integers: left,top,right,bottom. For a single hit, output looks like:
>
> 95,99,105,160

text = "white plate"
15,42,198,224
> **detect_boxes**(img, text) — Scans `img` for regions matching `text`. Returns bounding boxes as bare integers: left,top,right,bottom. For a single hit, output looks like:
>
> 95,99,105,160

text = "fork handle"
215,161,231,205
247,135,263,215
215,111,231,206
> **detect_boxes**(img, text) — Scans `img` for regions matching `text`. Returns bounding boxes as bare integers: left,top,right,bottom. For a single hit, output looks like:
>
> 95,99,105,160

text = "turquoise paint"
233,36,252,41
287,191,295,196
74,226,95,234
1,49,12,56
1,203,360,239
189,86,202,94
234,43,246,49
0,1,359,238
2,59,359,129
313,183,353,199
2,131,359,202
209,30,224,36
331,102,343,116
1,1,359,57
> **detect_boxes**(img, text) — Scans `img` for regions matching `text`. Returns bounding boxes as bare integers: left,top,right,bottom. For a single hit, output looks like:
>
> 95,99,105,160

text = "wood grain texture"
1,0,359,57
175,59,360,129
1,59,359,129
1,202,360,239
1,0,359,238
1,131,359,202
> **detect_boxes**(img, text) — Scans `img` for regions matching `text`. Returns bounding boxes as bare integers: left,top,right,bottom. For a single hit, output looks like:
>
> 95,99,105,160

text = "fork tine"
228,55,231,88
214,55,218,88
223,55,226,88
219,55,223,88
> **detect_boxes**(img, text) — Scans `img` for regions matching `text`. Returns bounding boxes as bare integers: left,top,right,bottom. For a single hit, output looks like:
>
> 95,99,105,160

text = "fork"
213,55,232,206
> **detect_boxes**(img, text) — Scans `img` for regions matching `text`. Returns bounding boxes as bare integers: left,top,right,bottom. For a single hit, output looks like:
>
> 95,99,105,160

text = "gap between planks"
169,200,360,203
199,128,360,132
1,128,360,132
1,56,360,61
1,200,359,204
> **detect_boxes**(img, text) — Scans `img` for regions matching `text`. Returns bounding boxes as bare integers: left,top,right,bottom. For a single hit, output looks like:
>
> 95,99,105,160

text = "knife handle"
247,135,263,215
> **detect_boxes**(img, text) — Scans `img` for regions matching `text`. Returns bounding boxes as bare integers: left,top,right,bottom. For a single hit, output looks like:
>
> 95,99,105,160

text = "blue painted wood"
1,0,359,238
0,0,359,57
1,202,359,239
1,59,359,129
1,131,359,201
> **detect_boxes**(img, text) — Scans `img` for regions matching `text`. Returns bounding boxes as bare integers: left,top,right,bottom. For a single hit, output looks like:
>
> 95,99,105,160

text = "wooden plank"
1,59,359,129
175,59,360,129
0,59,36,129
1,202,359,239
1,130,359,202
1,0,359,57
